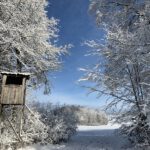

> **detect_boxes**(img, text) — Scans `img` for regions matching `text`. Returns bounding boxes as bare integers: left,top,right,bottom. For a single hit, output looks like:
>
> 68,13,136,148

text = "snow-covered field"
18,124,133,150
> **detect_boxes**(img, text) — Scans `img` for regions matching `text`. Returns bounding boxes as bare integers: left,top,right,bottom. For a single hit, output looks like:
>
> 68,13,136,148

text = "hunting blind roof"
1,72,30,79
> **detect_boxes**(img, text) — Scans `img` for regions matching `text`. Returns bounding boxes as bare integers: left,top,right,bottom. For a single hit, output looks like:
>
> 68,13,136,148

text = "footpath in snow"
19,124,133,150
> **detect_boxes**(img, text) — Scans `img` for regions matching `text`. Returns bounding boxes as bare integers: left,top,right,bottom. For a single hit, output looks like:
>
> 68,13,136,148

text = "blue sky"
34,0,106,108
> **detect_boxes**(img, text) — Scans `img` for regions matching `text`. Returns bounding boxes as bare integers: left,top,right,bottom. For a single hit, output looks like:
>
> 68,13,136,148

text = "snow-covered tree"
80,0,150,146
0,0,68,91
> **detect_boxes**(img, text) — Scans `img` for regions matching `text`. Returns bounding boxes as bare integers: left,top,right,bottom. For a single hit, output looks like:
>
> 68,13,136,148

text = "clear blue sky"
34,0,106,108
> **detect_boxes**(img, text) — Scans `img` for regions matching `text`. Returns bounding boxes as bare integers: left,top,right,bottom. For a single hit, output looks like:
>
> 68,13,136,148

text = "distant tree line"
65,105,108,126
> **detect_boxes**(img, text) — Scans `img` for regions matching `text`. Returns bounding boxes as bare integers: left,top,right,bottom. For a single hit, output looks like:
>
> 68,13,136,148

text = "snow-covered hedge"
32,102,77,144
121,112,150,148
0,106,48,150
0,103,77,149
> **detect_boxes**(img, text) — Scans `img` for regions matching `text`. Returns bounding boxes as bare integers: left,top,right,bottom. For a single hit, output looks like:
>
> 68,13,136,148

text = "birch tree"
0,0,68,91
80,0,150,146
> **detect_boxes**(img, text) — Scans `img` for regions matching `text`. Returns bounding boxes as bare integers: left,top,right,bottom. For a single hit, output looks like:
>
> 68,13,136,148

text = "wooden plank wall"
0,75,27,105
1,85,23,105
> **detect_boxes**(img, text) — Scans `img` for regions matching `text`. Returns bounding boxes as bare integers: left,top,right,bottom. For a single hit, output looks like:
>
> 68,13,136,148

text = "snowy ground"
18,124,133,150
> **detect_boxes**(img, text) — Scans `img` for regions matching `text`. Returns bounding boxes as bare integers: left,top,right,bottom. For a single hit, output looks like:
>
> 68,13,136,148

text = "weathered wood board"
0,72,30,105
1,85,23,104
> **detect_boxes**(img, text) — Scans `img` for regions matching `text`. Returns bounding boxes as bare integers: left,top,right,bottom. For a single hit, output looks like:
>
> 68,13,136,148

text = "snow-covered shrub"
0,102,77,148
22,111,48,144
32,102,77,144
0,105,48,149
121,112,150,148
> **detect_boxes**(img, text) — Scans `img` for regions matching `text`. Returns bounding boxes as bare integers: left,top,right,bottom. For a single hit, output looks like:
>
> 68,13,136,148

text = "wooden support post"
0,104,2,116
1,75,7,105
25,104,34,116
0,105,3,129
19,77,26,136
19,105,25,137
0,104,3,149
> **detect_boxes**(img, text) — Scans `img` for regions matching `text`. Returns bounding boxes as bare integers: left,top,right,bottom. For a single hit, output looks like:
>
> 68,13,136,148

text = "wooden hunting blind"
0,72,30,105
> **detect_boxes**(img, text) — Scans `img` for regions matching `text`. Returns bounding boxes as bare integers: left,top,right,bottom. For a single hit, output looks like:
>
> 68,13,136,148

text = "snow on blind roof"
1,71,30,77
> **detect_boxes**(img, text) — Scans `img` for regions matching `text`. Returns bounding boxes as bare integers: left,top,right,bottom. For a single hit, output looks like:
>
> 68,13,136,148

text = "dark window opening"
6,76,23,85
